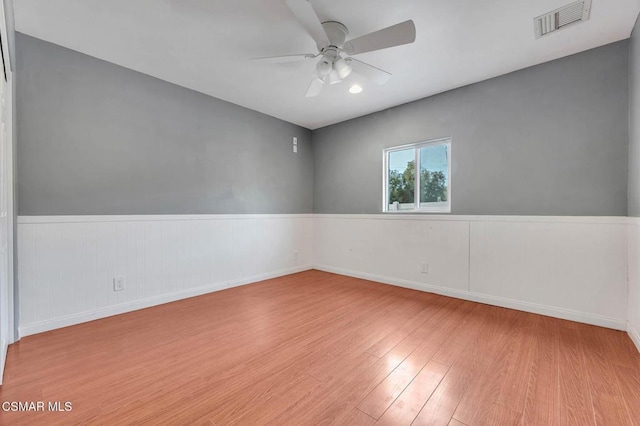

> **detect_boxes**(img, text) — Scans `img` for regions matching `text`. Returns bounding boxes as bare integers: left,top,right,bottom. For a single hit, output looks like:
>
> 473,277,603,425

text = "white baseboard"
19,265,312,338
628,323,640,354
314,265,627,331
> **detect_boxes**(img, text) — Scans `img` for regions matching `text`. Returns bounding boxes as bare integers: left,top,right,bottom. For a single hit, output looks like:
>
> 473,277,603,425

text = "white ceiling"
14,0,640,130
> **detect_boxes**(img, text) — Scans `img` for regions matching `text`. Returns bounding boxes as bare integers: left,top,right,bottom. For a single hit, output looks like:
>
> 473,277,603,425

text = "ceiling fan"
254,0,416,97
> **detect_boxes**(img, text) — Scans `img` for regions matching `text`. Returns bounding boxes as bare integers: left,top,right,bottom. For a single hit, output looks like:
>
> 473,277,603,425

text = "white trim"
313,213,629,225
18,213,314,224
6,76,14,347
0,0,12,384
19,265,312,337
0,337,6,383
628,323,640,353
383,137,453,153
19,214,630,225
627,218,640,353
313,265,627,331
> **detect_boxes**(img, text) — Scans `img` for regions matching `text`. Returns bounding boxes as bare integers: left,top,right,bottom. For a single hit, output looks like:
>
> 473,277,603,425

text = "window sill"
383,209,451,214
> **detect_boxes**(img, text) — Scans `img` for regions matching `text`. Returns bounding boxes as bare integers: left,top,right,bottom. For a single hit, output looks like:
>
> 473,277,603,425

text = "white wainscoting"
313,214,629,330
17,215,313,337
628,218,640,352
17,214,633,338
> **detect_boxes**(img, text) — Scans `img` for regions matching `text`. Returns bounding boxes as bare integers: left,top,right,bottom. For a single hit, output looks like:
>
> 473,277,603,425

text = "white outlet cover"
114,277,125,291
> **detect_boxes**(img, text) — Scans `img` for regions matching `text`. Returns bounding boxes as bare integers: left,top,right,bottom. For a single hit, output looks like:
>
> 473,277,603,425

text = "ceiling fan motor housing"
319,21,349,50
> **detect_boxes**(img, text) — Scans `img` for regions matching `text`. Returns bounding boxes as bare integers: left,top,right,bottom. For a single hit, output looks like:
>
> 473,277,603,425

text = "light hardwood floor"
0,270,639,425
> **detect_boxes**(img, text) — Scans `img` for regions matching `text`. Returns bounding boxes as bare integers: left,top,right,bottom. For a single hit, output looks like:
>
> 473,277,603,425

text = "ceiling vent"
534,0,592,39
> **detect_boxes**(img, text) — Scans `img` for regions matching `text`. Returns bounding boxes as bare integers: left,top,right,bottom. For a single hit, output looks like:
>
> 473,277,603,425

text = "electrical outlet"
293,250,299,262
113,277,125,291
420,262,429,274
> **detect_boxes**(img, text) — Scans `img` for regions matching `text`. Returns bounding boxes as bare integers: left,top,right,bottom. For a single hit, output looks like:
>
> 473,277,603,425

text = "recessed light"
349,84,363,94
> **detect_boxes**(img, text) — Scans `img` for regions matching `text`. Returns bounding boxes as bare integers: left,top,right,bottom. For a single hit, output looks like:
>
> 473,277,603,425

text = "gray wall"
17,33,631,217
17,33,313,215
313,41,630,215
630,17,640,217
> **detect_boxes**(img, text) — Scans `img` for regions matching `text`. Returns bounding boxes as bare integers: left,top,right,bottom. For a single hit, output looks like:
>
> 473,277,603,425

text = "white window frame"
382,137,452,213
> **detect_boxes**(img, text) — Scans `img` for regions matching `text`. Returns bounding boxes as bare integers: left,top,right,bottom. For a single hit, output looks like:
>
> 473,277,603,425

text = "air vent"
534,0,592,39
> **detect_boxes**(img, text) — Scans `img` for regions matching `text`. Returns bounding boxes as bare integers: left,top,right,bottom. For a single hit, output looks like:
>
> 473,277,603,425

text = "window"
383,138,451,213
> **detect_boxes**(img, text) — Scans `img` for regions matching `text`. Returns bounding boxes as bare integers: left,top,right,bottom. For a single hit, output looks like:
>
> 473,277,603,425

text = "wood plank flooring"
0,270,639,425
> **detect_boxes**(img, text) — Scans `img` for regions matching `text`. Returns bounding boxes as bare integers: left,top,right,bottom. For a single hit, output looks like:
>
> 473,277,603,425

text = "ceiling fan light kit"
254,0,416,98
334,57,352,79
316,56,333,78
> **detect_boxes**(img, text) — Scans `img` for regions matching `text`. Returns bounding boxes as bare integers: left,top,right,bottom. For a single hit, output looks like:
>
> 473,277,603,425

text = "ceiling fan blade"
343,20,416,55
348,58,392,85
251,53,317,63
285,0,330,49
305,76,325,98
